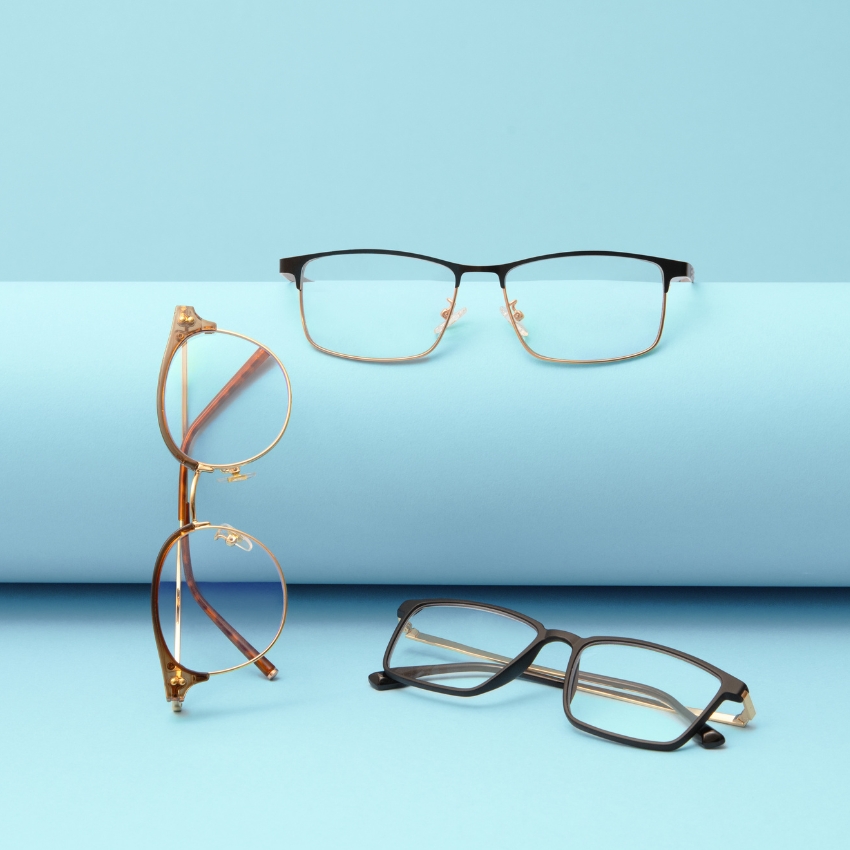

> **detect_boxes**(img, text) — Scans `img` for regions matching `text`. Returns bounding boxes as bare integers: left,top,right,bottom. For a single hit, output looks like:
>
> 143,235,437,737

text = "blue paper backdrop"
1,280,847,583
1,0,849,282
1,584,847,848
1,2,849,583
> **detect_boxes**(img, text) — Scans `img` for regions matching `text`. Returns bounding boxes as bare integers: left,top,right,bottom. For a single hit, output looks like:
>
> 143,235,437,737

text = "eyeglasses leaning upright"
152,306,292,711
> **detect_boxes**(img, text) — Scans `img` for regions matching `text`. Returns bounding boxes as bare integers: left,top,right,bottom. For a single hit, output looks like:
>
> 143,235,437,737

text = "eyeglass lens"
568,643,721,743
504,255,665,361
387,604,538,689
163,330,290,467
158,525,286,674
301,253,456,359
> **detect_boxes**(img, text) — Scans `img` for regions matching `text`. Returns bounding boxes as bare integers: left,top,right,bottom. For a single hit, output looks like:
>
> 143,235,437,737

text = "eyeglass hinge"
164,660,210,710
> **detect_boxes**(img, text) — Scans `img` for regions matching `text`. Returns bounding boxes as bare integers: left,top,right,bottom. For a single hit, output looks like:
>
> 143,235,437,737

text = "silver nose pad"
500,300,528,337
213,524,253,551
434,298,467,335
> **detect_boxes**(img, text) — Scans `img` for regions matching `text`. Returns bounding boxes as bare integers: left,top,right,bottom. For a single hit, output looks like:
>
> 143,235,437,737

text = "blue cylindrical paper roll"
1,280,847,584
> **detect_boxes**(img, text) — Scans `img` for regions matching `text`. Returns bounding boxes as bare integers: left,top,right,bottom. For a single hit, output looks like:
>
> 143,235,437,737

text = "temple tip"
696,726,725,748
369,671,405,690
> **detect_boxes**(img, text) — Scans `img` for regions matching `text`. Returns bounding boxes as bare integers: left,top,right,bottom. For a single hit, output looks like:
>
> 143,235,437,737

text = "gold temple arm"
402,626,756,728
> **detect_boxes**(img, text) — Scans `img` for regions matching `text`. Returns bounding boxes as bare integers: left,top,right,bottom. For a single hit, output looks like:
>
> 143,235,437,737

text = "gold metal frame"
156,306,293,471
152,306,292,711
500,285,668,365
152,524,288,707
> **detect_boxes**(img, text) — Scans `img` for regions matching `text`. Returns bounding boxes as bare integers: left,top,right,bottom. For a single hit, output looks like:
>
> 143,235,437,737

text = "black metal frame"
369,599,750,752
280,249,694,290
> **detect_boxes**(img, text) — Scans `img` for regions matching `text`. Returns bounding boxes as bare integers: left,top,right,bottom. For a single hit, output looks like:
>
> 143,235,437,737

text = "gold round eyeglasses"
152,306,292,711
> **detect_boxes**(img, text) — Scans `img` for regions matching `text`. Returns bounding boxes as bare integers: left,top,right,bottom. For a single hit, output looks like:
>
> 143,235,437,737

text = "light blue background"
0,584,846,849
1,5,849,845
1,1,849,282
1,280,848,584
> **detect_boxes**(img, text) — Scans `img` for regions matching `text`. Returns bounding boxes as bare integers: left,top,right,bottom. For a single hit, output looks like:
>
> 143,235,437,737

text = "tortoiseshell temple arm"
176,345,279,679
386,626,757,729
179,535,277,680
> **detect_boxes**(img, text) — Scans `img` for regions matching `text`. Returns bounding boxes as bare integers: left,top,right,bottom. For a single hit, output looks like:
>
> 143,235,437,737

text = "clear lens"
387,604,538,690
157,525,286,674
163,330,290,467
568,643,721,743
504,255,664,360
301,253,456,359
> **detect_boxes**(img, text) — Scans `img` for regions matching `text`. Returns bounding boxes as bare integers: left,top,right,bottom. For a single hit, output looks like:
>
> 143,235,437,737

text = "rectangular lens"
504,255,664,361
569,643,721,744
301,253,456,359
387,604,538,690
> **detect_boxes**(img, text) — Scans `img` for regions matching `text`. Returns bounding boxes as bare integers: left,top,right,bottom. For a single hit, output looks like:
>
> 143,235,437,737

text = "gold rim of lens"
154,523,288,677
298,280,459,363
157,326,292,470
501,283,668,364
296,265,669,364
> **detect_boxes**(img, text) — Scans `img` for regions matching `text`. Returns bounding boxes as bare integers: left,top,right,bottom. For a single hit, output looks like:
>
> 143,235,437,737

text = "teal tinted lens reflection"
504,256,664,360
302,253,456,359
387,604,538,690
569,643,721,743
164,331,290,467
158,525,285,674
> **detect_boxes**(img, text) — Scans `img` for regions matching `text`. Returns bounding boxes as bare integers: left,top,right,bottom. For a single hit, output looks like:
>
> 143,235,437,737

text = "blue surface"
0,584,846,848
1,2,850,282
1,280,848,584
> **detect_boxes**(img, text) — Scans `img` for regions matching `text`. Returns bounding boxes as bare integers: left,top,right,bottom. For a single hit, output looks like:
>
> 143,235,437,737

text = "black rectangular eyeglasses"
369,599,756,751
280,249,694,363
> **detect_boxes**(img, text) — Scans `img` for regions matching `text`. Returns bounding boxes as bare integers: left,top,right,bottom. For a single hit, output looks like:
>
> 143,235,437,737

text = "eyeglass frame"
369,598,755,752
280,249,695,364
151,305,292,710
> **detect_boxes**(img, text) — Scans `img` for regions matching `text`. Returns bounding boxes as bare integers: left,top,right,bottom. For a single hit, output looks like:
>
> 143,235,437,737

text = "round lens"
163,330,290,468
156,525,286,675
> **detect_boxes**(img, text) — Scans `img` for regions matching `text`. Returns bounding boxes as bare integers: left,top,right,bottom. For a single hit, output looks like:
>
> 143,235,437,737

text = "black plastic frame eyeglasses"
279,249,694,364
369,599,756,752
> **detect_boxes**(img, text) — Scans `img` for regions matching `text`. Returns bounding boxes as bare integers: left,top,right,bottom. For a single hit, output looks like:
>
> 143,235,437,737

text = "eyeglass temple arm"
177,537,277,679
396,626,756,728
176,346,278,679
179,347,273,462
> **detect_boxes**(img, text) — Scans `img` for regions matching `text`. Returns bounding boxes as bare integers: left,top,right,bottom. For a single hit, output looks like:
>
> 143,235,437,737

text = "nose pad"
434,297,467,335
500,300,528,337
217,467,256,483
213,525,253,551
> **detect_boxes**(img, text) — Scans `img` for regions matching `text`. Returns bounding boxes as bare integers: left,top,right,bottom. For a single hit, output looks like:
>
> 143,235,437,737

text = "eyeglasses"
370,599,755,751
152,306,292,711
280,249,694,363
